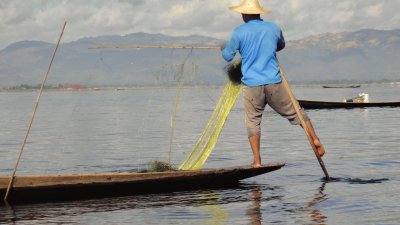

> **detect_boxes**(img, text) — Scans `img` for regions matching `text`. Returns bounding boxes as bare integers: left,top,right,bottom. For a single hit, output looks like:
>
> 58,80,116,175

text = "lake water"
1,84,399,224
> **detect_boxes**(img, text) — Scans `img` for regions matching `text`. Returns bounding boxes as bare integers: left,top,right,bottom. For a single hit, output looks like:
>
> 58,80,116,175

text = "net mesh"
179,81,242,170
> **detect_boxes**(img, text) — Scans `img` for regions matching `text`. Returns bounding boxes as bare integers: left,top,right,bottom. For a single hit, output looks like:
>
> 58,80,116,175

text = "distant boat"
322,85,361,88
0,163,284,204
344,93,369,103
298,100,400,109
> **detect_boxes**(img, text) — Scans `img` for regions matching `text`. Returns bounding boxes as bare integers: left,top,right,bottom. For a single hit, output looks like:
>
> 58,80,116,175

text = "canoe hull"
298,100,400,109
322,85,361,88
0,163,284,204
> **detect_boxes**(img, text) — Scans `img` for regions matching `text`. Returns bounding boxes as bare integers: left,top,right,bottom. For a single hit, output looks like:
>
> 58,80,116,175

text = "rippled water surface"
1,84,399,224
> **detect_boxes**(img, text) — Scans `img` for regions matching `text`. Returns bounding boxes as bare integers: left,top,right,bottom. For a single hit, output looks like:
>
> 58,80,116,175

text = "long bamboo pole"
88,45,220,50
279,66,330,180
3,21,67,204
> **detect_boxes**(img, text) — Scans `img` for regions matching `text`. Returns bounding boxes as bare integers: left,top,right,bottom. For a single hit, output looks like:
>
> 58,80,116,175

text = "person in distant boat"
220,0,325,168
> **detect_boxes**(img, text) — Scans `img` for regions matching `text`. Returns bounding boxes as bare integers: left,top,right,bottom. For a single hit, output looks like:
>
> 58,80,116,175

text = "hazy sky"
0,0,399,49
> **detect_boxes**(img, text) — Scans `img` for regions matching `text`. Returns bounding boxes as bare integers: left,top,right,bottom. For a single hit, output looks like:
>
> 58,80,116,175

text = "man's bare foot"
252,162,261,168
313,138,325,157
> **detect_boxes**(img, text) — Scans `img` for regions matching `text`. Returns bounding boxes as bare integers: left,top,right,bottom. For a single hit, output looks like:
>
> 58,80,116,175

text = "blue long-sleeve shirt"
222,19,285,86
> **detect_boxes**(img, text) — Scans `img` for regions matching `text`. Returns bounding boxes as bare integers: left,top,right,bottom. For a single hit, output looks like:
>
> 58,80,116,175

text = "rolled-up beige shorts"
243,82,310,137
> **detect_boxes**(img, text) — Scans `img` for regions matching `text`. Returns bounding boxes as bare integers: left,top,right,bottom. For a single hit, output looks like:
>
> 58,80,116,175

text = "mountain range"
0,29,399,87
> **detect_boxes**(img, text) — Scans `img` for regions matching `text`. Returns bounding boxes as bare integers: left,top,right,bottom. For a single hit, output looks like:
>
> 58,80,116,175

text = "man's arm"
221,34,240,62
277,29,285,52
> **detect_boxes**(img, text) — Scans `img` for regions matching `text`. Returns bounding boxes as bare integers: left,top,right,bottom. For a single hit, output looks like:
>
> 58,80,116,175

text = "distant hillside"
0,29,399,87
279,29,400,83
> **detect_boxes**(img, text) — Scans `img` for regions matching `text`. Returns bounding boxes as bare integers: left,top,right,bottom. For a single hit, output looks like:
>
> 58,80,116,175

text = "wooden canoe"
322,85,361,88
298,100,400,109
0,163,284,204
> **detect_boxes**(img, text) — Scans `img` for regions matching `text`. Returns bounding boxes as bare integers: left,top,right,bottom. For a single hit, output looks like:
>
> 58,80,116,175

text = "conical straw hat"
229,0,270,14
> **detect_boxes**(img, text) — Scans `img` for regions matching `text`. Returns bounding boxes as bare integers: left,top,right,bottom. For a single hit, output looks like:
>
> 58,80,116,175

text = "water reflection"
0,184,281,224
7,178,391,224
285,181,329,225
327,177,389,184
1,205,17,225
200,202,229,225
305,182,328,224
246,186,262,225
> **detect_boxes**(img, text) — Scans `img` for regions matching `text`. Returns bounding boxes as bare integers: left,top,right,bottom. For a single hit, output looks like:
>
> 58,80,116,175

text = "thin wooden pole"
3,21,67,203
279,66,330,180
88,45,220,50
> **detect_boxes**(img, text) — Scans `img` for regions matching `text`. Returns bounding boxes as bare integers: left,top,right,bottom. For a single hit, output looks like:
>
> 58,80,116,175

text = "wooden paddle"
279,66,331,180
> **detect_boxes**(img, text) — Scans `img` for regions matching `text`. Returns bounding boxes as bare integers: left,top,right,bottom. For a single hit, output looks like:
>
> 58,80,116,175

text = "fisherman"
221,0,325,168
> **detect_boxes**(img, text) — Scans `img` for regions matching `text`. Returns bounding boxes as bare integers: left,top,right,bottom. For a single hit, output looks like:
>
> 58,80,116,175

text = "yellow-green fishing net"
179,81,242,170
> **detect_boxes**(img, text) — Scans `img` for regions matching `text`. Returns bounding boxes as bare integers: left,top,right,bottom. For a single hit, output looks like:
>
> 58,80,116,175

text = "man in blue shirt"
221,0,325,168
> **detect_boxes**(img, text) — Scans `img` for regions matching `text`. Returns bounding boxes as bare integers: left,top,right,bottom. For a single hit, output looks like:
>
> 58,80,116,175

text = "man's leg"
265,83,325,157
304,120,325,157
249,134,261,168
243,86,265,168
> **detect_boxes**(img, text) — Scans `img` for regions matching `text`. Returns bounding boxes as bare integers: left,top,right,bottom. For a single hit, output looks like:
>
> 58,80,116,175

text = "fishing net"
94,48,244,171
111,50,243,171
179,80,242,170
0,44,244,175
